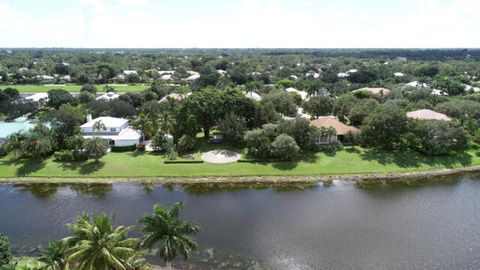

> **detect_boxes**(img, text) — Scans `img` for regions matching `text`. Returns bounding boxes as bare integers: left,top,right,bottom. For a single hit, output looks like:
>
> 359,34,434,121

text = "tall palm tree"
62,214,140,270
131,113,154,142
21,131,53,157
138,202,200,270
38,241,67,270
92,120,106,136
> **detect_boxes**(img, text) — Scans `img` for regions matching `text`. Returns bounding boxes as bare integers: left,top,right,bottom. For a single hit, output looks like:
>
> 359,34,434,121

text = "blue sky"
0,0,478,48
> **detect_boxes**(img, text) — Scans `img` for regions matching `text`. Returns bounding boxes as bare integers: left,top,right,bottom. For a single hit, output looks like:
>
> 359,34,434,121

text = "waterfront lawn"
2,84,150,93
0,146,479,179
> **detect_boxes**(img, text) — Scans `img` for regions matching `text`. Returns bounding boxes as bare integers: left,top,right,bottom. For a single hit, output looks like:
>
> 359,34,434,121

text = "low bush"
318,141,343,153
111,144,137,152
53,150,88,162
136,143,145,152
164,160,204,164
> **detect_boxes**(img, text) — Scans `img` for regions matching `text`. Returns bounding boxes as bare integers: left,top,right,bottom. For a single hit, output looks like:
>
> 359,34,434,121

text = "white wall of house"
114,139,139,146
316,134,337,145
80,122,128,134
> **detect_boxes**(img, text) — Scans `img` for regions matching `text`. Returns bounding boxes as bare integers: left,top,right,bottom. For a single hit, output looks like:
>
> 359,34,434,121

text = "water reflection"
69,183,112,197
182,182,317,195
14,183,63,199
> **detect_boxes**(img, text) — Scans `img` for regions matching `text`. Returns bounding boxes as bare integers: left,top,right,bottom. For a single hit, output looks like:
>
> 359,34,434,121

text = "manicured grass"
0,146,479,179
1,84,149,93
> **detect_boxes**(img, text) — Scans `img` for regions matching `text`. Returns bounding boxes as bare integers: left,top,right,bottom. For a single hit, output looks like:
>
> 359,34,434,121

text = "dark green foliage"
0,234,11,267
111,144,137,152
244,129,273,159
84,137,108,161
177,135,196,152
47,89,75,109
361,106,409,150
277,118,320,151
303,96,335,117
272,134,299,160
151,133,174,152
435,99,480,119
218,113,247,146
411,120,469,155
80,84,97,94
262,91,297,116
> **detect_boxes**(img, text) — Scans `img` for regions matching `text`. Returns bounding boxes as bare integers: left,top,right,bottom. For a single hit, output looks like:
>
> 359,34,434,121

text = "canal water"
1,176,480,269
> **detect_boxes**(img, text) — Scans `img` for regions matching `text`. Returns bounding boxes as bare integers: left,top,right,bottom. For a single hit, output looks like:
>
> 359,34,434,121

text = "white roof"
407,109,451,121
160,74,173,81
337,72,349,78
83,128,141,141
158,70,175,75
96,92,120,101
244,91,262,101
406,81,429,88
81,117,128,129
187,70,199,76
432,89,448,96
285,87,309,100
465,85,480,93
348,69,358,73
394,72,405,77
217,70,227,76
123,70,138,75
25,93,48,102
187,74,200,81
159,92,192,103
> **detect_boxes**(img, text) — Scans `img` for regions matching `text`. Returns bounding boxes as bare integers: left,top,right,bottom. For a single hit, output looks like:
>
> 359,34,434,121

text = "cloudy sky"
0,0,478,48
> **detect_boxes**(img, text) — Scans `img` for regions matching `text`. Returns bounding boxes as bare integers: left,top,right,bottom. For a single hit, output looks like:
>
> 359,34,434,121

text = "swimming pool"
0,118,35,139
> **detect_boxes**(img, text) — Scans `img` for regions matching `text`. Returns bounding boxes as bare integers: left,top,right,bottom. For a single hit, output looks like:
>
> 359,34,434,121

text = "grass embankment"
0,146,479,182
1,84,149,93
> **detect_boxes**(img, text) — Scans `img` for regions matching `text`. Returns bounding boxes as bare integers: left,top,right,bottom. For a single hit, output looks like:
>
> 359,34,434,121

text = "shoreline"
1,165,479,184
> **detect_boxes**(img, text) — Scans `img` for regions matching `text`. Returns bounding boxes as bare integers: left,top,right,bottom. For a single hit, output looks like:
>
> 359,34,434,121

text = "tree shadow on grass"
0,157,48,177
360,149,473,169
271,161,298,171
59,160,105,175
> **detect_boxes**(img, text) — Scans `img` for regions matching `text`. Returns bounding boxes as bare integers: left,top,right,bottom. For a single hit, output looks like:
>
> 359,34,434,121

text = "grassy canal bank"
0,146,479,183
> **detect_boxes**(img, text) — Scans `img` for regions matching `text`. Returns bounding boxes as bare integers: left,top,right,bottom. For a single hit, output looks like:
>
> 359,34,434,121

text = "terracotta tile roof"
310,117,360,135
406,109,452,121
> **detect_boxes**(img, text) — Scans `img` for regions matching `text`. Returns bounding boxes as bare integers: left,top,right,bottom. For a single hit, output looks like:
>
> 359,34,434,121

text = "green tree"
0,234,11,267
21,131,53,157
92,120,106,136
361,106,409,150
84,137,108,161
244,129,273,159
303,96,335,118
177,135,196,152
47,89,75,109
272,134,299,160
62,214,140,270
262,91,297,117
139,202,200,270
80,84,97,95
38,241,67,270
151,133,174,153
218,113,247,146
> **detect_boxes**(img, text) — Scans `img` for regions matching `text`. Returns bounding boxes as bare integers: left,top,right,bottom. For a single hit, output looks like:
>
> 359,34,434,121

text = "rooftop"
406,109,452,121
80,117,128,128
310,116,359,135
353,87,391,96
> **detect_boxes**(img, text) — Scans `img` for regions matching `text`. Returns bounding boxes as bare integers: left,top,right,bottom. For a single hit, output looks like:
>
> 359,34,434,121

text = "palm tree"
130,113,154,142
62,214,141,270
21,131,53,157
92,120,106,136
38,241,67,270
84,137,108,162
139,202,200,270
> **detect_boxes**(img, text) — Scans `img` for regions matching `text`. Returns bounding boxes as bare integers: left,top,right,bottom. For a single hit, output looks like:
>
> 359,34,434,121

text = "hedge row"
111,144,137,152
54,150,89,162
164,160,204,164
238,159,293,163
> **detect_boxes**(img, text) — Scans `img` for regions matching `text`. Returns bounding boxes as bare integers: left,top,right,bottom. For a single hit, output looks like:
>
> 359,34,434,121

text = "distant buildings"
96,92,120,102
353,87,391,96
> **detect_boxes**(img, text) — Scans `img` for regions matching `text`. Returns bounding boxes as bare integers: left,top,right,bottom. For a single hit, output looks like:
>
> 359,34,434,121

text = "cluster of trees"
0,202,199,270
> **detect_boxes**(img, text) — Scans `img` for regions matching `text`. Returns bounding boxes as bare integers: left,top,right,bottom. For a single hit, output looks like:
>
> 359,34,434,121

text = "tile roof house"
310,116,359,144
406,109,452,121
353,87,391,96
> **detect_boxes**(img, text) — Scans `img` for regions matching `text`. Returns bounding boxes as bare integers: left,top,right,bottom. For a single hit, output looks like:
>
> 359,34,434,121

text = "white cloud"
0,0,479,48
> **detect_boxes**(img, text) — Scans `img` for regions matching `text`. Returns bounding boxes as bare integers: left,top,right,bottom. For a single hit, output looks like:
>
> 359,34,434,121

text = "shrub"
177,135,196,152
218,113,247,146
164,160,204,164
167,150,178,160
84,137,108,161
151,133,174,152
413,120,469,155
0,234,11,267
111,144,137,152
272,134,299,160
318,140,343,153
136,143,145,152
54,150,88,162
244,129,273,159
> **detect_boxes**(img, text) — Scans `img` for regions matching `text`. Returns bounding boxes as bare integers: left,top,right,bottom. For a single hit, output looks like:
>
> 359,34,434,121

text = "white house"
285,87,308,100
406,81,429,88
96,92,120,101
394,72,405,77
122,70,138,76
187,74,200,81
25,93,49,105
243,91,262,101
80,116,141,146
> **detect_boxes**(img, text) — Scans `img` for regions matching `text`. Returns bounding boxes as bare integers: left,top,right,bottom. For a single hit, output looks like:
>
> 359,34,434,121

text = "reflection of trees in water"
15,183,63,199
69,183,112,197
356,175,462,190
182,182,317,195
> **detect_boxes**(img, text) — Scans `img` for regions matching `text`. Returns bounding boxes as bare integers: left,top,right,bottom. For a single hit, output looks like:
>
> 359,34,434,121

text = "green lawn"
1,84,150,93
0,146,479,179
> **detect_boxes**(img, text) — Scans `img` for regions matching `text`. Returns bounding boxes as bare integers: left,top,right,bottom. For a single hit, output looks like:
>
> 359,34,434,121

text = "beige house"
310,117,360,144
406,109,452,121
353,87,391,96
